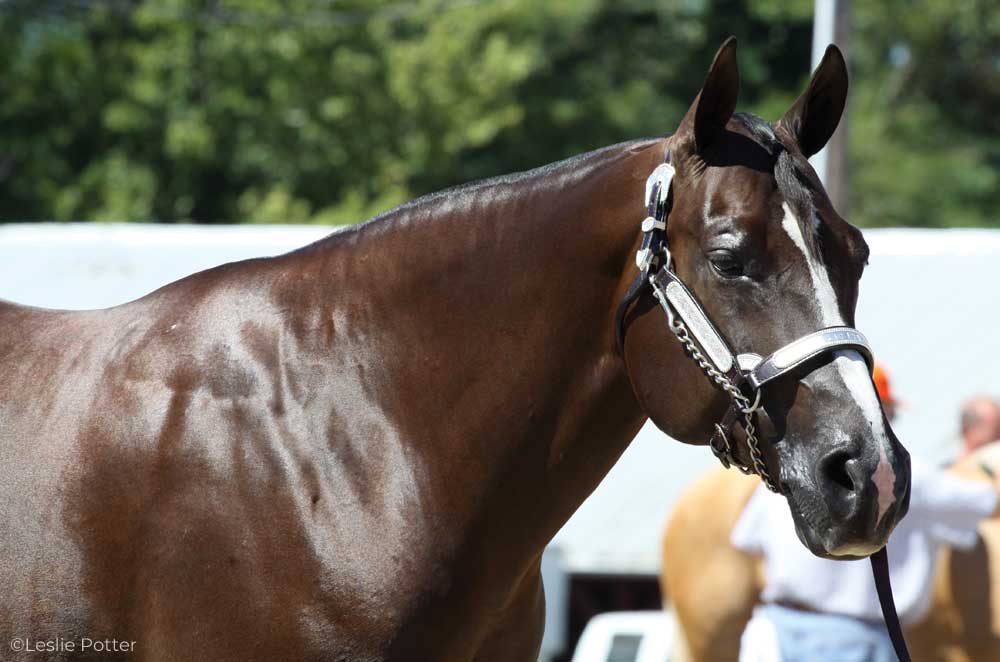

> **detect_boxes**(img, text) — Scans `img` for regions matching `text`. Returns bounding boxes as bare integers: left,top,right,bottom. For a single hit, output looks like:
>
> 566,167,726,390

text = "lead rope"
872,547,911,661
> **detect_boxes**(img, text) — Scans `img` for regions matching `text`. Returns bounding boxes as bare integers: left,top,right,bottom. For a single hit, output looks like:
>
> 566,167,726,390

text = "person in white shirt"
731,367,1000,662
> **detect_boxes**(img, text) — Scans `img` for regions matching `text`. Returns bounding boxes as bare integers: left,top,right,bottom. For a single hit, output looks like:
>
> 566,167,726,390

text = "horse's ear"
778,45,848,158
676,36,740,154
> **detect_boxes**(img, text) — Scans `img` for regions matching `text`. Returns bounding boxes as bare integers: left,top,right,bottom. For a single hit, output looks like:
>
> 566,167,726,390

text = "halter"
615,150,911,660
614,151,875,494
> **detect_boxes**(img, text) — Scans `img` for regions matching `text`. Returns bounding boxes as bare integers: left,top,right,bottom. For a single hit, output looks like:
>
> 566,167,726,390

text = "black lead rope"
871,547,911,662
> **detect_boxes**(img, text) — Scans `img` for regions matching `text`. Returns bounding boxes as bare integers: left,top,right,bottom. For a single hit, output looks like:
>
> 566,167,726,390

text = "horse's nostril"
822,449,855,493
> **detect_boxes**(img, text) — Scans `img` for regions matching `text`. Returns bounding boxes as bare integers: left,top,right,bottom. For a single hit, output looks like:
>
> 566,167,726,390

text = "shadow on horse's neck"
288,136,664,570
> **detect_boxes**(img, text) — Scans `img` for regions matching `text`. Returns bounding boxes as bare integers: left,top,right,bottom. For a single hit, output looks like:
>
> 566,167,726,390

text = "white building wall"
2,224,998,578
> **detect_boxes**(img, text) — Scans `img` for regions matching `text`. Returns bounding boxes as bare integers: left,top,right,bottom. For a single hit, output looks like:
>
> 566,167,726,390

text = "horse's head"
622,38,910,559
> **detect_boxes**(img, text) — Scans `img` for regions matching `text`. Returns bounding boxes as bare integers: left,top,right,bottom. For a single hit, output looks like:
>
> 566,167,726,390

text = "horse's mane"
289,116,816,258
290,137,662,254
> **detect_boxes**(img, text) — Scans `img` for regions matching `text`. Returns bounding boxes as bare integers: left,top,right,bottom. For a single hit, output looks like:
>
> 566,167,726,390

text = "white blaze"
780,203,841,325
780,203,896,526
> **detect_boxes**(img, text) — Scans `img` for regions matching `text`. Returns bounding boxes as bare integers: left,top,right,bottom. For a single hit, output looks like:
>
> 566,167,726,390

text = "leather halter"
614,150,875,493
614,149,912,662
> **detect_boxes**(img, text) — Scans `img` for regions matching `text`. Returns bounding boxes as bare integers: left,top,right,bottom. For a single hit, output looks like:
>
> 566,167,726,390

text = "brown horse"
662,465,1000,662
0,39,908,661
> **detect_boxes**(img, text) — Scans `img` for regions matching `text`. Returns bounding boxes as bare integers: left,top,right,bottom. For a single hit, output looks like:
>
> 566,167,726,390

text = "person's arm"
948,456,1000,518
909,461,1000,550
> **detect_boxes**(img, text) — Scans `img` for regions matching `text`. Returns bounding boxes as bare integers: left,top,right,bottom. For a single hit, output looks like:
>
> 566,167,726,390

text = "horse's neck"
291,138,661,573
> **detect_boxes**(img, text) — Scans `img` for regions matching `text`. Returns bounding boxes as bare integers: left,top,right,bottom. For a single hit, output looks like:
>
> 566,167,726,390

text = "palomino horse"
1,39,908,660
662,466,1000,662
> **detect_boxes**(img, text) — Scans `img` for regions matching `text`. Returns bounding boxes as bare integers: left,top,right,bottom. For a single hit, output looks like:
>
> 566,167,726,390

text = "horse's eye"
708,250,744,279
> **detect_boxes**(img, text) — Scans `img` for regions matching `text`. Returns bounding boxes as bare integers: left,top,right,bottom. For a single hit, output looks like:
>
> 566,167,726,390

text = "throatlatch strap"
614,275,649,356
871,547,911,662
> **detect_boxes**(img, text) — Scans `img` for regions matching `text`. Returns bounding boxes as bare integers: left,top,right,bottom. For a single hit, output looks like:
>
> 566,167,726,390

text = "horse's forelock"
730,112,823,258
731,112,781,156
774,150,821,253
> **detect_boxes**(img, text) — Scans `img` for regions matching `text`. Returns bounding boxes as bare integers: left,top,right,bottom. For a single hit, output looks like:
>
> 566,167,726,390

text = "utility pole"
811,0,851,214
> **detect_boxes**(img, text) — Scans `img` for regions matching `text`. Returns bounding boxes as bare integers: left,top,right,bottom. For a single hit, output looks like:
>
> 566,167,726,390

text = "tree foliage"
0,0,996,227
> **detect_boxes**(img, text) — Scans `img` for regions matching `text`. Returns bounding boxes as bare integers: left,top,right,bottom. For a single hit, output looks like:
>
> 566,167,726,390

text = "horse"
661,469,762,662
662,465,1000,662
0,38,909,661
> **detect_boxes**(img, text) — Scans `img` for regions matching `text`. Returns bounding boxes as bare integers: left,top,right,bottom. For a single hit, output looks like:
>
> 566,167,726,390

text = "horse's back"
661,469,761,662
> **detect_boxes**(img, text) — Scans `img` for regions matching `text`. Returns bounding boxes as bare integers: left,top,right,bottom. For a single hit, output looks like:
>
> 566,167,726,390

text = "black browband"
614,150,910,662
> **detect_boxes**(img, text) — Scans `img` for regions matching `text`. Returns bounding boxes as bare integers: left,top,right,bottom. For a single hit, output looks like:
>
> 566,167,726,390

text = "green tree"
850,0,1000,227
0,0,996,227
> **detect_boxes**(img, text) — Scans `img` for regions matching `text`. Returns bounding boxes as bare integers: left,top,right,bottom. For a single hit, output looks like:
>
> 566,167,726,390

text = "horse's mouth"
792,519,884,560
783,484,840,559
782,479,893,560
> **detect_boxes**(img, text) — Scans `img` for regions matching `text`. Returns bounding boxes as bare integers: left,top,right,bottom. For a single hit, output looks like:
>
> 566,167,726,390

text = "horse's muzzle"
782,436,911,560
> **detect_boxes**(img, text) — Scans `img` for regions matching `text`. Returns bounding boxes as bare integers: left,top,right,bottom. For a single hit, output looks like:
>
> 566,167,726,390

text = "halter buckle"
641,216,666,233
636,248,655,272
710,424,732,469
645,162,675,208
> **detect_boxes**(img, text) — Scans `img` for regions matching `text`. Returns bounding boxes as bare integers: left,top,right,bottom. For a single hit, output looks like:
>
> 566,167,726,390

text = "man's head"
960,396,1000,454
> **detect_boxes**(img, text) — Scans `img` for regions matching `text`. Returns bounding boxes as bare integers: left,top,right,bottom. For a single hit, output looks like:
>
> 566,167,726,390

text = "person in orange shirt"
872,364,898,423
